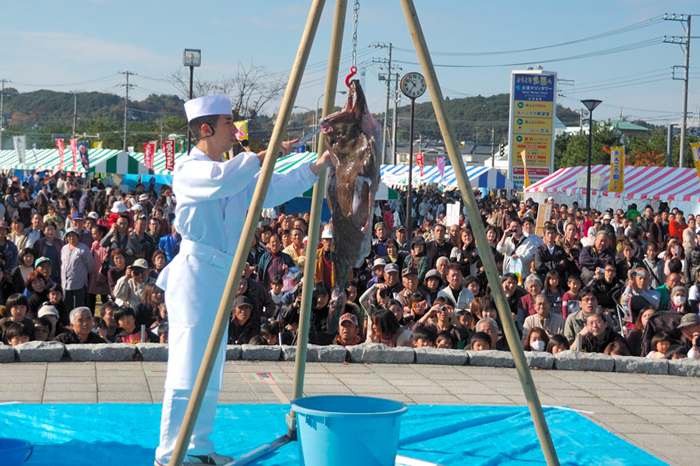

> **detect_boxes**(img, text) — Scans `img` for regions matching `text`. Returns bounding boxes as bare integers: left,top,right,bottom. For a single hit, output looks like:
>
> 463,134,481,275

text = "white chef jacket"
157,148,318,390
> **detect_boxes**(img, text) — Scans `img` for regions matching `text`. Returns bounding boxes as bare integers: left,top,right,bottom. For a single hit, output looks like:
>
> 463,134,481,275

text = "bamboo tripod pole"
167,1,327,464
399,1,561,465
290,0,347,411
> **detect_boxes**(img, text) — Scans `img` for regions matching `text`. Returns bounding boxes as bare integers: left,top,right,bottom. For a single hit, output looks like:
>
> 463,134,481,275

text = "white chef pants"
155,388,220,463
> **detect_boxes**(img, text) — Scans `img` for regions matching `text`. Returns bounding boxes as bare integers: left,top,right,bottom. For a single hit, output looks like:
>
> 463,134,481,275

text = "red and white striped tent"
524,165,700,214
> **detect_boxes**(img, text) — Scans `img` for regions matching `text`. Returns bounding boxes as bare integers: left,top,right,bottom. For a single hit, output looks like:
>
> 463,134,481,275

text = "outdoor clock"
400,72,427,99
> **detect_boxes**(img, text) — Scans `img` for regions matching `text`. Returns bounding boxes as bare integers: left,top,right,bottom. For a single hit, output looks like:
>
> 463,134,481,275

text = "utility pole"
391,72,400,164
160,120,165,147
0,78,9,150
119,71,137,152
664,13,692,167
490,125,495,167
667,123,676,166
371,42,397,164
72,92,78,139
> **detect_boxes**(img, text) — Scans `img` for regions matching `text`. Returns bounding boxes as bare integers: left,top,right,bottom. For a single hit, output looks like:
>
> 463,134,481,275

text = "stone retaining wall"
2,341,699,377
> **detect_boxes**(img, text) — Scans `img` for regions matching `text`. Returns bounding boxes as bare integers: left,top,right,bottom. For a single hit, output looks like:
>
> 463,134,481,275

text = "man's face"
544,229,555,245
645,207,653,218
449,224,459,239
11,220,23,233
32,214,42,229
339,321,358,343
384,270,399,286
149,219,159,232
681,323,700,340
594,234,609,251
565,224,576,239
375,226,386,240
234,305,251,323
102,307,116,327
402,274,418,292
586,314,606,337
509,222,522,237
44,225,56,240
434,225,445,242
116,217,129,233
522,221,534,235
580,294,598,315
206,114,237,152
268,235,282,253
322,238,332,252
396,229,406,242
447,269,463,289
72,311,93,337
135,219,147,235
534,296,550,318
291,229,303,247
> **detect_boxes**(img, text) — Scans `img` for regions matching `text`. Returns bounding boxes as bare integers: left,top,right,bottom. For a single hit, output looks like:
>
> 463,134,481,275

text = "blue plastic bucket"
0,438,33,466
291,395,408,466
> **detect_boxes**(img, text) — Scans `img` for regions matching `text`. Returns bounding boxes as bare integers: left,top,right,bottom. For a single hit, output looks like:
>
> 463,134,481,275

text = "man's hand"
256,139,299,164
124,266,132,279
310,150,332,176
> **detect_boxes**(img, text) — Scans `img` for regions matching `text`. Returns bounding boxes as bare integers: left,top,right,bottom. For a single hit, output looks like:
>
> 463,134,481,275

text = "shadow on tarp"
0,403,666,466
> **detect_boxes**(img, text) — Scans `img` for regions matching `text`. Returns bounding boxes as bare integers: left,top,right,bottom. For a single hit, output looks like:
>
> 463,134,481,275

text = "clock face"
400,72,426,99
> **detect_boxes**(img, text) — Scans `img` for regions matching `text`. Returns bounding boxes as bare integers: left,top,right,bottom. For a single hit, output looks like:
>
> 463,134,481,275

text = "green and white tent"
0,149,151,174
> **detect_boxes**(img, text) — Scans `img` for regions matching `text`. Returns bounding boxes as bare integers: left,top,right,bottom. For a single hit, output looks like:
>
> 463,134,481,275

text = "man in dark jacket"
534,225,572,282
575,309,626,353
579,231,615,286
228,296,259,345
54,307,106,344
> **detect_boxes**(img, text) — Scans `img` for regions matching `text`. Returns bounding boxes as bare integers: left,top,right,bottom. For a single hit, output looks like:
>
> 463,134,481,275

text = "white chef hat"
184,94,232,122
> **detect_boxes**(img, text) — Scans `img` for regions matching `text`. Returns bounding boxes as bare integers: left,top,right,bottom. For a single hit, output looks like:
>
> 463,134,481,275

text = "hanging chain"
351,0,360,68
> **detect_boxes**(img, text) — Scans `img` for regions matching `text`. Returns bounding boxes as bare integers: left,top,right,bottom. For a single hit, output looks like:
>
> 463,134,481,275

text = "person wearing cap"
397,268,428,321
60,227,94,309
113,258,151,310
371,222,389,258
675,313,700,358
395,225,410,254
314,229,335,289
101,214,141,265
421,269,443,305
334,312,362,346
137,193,153,216
228,296,259,345
366,258,386,288
154,94,332,466
69,212,93,249
54,306,106,344
404,236,430,284
0,220,18,271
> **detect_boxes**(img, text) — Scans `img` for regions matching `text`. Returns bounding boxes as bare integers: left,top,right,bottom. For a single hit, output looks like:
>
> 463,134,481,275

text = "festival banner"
175,138,186,153
234,120,250,151
416,152,424,177
143,142,156,170
436,156,445,181
508,70,557,187
77,142,90,171
56,139,65,171
69,139,78,171
608,146,625,192
520,150,531,188
13,136,26,164
163,139,175,171
692,142,700,187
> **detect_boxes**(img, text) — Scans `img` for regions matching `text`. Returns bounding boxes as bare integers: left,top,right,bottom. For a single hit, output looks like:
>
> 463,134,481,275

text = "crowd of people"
1,171,699,365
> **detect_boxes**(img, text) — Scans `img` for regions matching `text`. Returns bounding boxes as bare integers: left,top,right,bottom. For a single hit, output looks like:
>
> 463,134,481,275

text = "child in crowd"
4,322,31,346
646,332,673,359
269,275,285,306
546,334,570,355
544,271,564,316
562,275,582,318
436,331,456,349
469,331,491,351
0,294,35,342
665,345,687,360
413,325,436,348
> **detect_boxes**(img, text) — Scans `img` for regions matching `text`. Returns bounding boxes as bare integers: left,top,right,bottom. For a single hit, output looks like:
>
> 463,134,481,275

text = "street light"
315,91,346,152
581,99,602,210
183,48,202,153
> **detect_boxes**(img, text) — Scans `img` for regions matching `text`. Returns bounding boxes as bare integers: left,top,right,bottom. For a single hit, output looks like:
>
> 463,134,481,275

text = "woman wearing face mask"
669,286,692,314
523,327,550,352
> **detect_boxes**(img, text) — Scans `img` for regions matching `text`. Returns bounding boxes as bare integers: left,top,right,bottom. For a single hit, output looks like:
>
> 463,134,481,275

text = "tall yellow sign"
608,146,625,192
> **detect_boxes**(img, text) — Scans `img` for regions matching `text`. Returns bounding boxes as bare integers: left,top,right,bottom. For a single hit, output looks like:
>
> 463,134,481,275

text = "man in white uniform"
154,94,330,466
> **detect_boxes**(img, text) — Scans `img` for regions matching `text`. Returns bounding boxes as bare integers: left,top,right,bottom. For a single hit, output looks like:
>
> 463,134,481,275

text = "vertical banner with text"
416,152,424,178
163,139,175,171
56,139,65,171
608,146,625,192
692,142,700,188
436,156,445,182
508,70,557,188
13,136,27,164
69,139,78,171
143,142,156,170
77,142,90,171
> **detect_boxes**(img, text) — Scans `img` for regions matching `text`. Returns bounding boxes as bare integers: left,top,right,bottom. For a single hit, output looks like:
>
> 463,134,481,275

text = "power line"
392,16,663,56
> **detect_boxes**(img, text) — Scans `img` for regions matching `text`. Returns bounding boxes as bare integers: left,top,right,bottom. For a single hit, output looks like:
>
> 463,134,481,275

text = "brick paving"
2,361,699,465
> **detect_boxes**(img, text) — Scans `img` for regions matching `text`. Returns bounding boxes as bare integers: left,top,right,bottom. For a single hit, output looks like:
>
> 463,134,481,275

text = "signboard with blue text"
508,70,557,188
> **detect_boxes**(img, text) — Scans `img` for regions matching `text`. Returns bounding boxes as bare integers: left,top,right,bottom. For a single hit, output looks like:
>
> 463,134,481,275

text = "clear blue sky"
3,0,699,126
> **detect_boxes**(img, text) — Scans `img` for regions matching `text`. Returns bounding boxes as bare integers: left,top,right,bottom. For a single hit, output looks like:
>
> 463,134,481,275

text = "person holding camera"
497,218,538,283
113,258,151,309
619,267,661,320
416,296,470,348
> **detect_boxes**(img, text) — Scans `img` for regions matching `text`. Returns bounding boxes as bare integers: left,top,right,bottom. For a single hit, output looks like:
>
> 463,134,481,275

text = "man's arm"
175,152,262,202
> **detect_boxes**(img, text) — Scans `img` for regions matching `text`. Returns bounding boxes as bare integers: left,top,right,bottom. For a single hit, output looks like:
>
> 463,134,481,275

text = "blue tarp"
0,404,664,466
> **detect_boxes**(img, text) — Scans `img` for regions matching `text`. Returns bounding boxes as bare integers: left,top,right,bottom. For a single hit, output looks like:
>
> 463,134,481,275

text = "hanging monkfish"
321,79,381,300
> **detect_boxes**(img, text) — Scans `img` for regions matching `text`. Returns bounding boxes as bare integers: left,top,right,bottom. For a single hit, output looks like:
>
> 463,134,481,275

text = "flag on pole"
143,142,156,170
234,120,250,151
93,141,103,149
56,139,65,171
416,152,424,177
692,142,700,188
70,139,78,171
163,139,175,171
608,146,625,192
520,150,531,188
436,156,445,182
13,136,26,164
